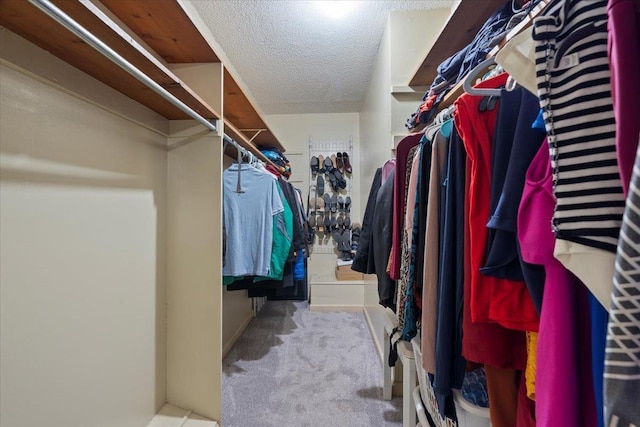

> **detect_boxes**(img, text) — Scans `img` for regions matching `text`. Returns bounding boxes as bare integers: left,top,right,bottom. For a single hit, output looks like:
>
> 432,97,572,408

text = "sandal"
336,152,344,171
317,175,325,196
342,152,352,174
313,197,324,212
310,156,319,176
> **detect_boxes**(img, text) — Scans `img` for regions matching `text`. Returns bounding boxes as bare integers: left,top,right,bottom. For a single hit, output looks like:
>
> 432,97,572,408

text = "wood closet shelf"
223,69,284,152
408,0,509,87
98,0,219,64
100,0,285,153
0,0,221,121
426,0,551,118
0,0,286,161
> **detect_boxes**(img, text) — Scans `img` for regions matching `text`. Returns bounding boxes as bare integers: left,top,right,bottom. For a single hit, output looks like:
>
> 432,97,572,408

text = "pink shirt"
608,0,640,194
518,140,597,427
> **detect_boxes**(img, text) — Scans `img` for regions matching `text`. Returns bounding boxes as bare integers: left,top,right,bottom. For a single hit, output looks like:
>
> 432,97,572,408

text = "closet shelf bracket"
239,129,268,144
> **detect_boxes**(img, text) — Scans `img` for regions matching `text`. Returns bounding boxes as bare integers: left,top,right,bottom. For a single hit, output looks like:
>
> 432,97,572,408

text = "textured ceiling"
187,0,455,114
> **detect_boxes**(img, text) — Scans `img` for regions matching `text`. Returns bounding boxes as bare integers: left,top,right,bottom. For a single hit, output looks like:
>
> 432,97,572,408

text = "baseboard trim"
309,304,363,312
222,313,254,358
147,404,218,427
364,305,384,362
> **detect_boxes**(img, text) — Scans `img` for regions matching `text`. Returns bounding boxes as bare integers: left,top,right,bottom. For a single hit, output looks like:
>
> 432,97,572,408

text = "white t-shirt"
223,164,283,277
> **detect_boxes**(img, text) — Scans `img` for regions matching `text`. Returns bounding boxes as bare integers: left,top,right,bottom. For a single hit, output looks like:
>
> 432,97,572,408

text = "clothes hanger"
235,147,245,193
463,57,503,97
424,105,455,141
512,0,526,13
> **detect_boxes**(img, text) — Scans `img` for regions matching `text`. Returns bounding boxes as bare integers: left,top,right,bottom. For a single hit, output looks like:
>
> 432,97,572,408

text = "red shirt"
455,73,539,332
463,153,526,368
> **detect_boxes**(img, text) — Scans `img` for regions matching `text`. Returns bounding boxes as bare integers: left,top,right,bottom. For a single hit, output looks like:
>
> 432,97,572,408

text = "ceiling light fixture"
312,1,359,20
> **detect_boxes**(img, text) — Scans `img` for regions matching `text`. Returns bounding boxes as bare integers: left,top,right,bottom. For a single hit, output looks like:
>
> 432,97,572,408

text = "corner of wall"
166,64,224,422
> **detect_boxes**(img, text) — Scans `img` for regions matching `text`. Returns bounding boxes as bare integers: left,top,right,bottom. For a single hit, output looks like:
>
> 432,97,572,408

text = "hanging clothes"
414,133,435,313
372,169,396,310
406,1,520,130
607,0,640,195
433,126,467,419
519,139,597,427
604,0,640,424
257,183,292,281
400,144,427,341
455,72,539,332
421,129,449,374
605,143,640,427
455,73,527,427
389,134,421,280
532,0,624,310
395,145,420,336
352,168,382,275
222,163,284,278
353,166,396,309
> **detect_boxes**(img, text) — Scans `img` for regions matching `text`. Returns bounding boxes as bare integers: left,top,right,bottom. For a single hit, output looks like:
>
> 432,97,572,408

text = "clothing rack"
28,0,271,169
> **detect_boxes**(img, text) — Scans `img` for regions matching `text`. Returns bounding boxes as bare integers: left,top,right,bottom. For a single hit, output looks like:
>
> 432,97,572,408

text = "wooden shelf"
223,119,276,167
419,0,551,118
408,0,508,87
1,0,286,158
0,0,221,121
223,69,285,152
99,0,219,64
100,0,285,153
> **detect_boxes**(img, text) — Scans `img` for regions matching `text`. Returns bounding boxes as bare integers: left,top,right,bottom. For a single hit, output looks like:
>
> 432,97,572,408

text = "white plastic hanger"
463,57,503,97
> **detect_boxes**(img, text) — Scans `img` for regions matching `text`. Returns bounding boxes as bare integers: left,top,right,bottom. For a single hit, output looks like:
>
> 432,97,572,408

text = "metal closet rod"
28,0,255,161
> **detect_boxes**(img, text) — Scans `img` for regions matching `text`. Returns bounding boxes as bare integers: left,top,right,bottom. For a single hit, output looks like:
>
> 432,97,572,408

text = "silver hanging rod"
27,0,256,162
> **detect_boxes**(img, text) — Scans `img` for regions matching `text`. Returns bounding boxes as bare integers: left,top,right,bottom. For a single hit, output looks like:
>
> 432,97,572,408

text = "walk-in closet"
1,0,638,426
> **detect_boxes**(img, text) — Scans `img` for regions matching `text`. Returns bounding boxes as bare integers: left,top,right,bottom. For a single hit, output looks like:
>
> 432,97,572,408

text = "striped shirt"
533,0,624,253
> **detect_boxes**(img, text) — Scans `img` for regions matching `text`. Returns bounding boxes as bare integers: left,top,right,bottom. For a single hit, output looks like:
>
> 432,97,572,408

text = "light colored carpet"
222,301,403,427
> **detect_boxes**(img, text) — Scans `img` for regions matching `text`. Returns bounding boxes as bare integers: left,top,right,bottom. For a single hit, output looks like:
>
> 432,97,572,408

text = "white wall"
220,156,254,357
390,9,452,137
359,18,394,306
358,10,450,307
360,16,393,188
0,30,168,427
265,113,360,283
389,9,452,87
